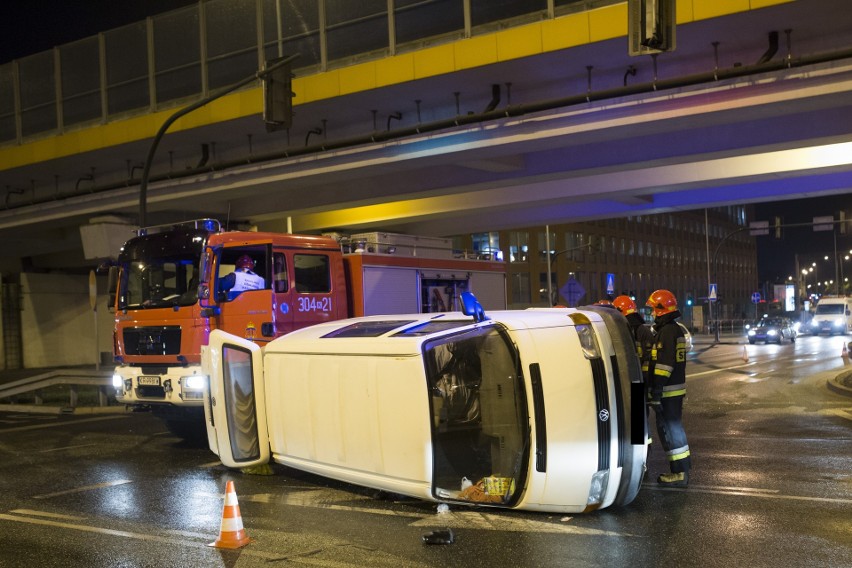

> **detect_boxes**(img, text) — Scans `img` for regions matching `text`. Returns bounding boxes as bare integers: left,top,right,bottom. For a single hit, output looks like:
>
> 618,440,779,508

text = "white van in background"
809,296,852,335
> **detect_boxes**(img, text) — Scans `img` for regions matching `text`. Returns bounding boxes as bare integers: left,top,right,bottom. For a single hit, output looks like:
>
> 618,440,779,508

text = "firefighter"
613,295,653,373
219,254,265,299
645,289,691,486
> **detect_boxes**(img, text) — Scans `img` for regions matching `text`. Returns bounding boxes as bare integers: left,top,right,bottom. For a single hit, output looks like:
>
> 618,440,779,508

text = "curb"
827,369,852,398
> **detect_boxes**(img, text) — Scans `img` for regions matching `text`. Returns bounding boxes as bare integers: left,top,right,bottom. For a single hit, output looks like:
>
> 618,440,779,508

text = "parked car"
747,317,797,344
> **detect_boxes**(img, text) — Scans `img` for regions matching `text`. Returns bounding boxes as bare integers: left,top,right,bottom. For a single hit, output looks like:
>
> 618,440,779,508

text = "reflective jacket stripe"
667,445,690,461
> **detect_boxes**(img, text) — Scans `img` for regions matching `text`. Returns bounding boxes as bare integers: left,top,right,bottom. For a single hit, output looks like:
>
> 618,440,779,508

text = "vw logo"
599,409,610,422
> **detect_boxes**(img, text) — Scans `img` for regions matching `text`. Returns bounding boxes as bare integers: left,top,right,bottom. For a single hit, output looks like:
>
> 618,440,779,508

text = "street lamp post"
711,225,749,343
545,236,593,307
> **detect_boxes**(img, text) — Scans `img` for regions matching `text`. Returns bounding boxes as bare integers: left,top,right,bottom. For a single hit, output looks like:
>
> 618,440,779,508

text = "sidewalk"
692,333,852,398
827,368,852,398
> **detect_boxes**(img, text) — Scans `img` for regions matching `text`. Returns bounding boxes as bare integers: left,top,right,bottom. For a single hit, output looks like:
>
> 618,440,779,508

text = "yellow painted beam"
588,3,628,43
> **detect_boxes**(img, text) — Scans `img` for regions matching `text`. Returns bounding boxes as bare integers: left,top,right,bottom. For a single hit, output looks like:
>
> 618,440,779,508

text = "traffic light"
263,56,295,131
686,294,693,306
628,0,676,55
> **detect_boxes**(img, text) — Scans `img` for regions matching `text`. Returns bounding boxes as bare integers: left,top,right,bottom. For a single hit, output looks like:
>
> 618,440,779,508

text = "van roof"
263,308,603,356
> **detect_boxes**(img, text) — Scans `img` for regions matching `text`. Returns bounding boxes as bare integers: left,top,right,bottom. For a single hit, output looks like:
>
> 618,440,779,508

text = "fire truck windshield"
116,228,207,310
119,257,200,309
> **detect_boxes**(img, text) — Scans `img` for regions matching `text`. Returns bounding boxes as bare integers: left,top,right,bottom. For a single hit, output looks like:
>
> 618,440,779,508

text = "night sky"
2,1,195,63
754,194,852,285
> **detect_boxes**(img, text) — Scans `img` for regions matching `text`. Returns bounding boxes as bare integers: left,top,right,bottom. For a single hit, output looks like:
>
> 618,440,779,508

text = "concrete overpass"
1,0,851,270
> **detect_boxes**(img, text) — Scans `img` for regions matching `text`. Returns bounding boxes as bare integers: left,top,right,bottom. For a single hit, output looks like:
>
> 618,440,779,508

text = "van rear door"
205,329,269,468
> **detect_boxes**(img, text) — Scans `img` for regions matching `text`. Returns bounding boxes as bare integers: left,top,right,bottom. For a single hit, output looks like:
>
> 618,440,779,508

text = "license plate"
138,375,161,386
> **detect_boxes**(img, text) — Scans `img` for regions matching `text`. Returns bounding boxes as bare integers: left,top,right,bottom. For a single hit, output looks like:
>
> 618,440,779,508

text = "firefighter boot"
657,471,688,486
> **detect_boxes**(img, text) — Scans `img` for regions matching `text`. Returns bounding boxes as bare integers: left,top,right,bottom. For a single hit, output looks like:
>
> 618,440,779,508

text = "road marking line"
9,509,86,521
33,479,133,500
827,408,852,421
646,485,852,504
38,443,98,453
0,513,405,566
688,362,755,378
0,414,128,433
408,510,639,536
674,485,779,494
201,489,638,536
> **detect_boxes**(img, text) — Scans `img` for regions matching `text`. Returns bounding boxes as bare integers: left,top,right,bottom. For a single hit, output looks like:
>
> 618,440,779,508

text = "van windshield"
815,303,845,315
424,324,529,506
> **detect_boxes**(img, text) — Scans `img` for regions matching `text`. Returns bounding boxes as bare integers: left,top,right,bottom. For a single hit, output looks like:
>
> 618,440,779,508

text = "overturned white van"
202,294,647,513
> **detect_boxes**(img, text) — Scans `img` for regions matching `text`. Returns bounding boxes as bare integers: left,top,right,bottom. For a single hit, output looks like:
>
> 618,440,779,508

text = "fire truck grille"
124,326,181,356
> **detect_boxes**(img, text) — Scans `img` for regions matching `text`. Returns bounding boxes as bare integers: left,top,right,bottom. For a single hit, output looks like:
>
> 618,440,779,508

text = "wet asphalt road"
0,334,850,567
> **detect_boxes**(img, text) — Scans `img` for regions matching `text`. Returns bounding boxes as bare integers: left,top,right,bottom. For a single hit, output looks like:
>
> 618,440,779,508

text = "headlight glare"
184,375,206,390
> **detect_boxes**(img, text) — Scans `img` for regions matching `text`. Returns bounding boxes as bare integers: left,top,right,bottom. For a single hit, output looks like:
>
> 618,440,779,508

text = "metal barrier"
0,368,115,411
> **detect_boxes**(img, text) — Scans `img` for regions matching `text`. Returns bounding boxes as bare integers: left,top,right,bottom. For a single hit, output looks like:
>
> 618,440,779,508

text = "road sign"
709,283,717,301
605,273,615,295
560,277,586,307
749,220,769,236
813,215,834,231
751,292,761,304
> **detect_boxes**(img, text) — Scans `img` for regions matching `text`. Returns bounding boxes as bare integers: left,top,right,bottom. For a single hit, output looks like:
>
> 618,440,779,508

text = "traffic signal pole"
138,54,298,229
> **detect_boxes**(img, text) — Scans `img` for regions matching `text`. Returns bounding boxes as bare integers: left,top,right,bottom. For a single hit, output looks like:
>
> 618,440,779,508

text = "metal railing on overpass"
0,0,602,145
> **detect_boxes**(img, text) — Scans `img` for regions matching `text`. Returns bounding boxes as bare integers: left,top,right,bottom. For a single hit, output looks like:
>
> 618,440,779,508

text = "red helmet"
613,295,637,316
236,254,255,270
646,289,678,317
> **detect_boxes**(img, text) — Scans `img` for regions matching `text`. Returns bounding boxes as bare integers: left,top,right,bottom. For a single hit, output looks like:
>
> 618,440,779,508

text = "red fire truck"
109,220,505,437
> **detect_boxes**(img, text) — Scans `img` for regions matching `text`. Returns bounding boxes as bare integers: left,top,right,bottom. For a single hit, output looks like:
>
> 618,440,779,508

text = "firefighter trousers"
651,395,691,474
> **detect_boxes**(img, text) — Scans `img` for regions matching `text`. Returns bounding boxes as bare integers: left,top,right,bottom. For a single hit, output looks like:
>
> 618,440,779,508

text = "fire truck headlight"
112,374,124,389
184,375,206,390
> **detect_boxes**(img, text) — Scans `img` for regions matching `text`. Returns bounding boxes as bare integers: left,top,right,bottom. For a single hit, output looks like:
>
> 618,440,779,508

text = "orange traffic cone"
742,346,749,363
209,480,251,549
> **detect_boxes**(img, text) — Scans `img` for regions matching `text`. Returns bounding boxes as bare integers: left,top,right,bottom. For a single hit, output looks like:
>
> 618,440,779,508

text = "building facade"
459,206,758,328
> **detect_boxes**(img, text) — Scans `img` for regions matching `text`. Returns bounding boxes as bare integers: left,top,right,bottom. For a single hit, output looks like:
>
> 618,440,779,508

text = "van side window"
273,253,289,293
294,254,331,293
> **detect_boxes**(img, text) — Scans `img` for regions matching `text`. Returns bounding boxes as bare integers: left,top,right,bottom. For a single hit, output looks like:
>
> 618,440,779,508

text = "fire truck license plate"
138,375,161,386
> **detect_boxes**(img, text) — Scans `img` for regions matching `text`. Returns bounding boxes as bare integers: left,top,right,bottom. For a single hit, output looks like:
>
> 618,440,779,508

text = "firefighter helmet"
613,295,638,316
236,254,255,270
646,289,678,317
